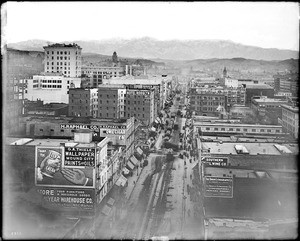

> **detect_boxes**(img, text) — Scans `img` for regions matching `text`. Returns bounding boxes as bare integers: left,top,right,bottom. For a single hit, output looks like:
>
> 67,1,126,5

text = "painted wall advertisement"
35,146,96,212
64,147,95,167
204,176,233,198
35,146,95,188
203,157,228,167
99,125,126,142
36,187,95,211
60,124,101,141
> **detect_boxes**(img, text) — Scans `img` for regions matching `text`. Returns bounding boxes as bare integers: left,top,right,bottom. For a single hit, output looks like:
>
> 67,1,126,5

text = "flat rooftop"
201,142,297,155
6,137,105,147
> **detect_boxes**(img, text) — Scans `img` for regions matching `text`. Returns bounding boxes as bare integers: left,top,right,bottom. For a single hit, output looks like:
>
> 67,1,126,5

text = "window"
214,128,218,131
206,127,210,130
40,129,43,132
267,129,271,133
276,130,280,133
252,129,256,132
236,128,240,131
243,128,248,132
260,129,264,132
229,128,233,131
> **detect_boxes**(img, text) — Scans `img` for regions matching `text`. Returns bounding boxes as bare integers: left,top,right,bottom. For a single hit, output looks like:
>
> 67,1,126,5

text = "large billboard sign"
35,146,95,188
203,157,228,167
204,176,233,198
64,147,95,167
36,187,95,212
60,124,101,141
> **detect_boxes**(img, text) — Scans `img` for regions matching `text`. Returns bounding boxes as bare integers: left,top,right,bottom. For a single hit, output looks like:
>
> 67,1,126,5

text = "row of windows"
47,62,71,66
201,127,281,133
41,79,62,83
46,51,80,55
40,85,62,88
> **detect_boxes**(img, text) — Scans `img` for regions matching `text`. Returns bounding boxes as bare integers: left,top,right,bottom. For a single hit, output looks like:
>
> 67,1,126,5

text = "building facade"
68,88,98,117
125,89,155,125
281,104,299,139
25,73,81,104
43,43,82,78
245,84,275,105
81,66,125,87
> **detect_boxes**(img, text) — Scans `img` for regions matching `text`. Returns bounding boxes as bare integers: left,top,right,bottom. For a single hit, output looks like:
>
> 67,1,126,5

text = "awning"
116,175,128,187
107,197,115,206
136,147,143,156
130,156,139,165
122,167,130,175
102,205,112,216
126,161,135,170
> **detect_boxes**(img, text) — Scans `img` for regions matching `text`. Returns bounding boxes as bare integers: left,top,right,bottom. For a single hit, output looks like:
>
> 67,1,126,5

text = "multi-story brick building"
98,85,126,119
68,88,98,117
81,66,125,87
190,87,226,116
189,85,245,116
44,43,82,78
281,104,299,139
125,88,155,125
245,84,274,105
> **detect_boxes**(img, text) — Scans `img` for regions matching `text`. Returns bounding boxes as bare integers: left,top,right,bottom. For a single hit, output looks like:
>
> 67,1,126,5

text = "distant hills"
179,58,299,73
7,37,299,61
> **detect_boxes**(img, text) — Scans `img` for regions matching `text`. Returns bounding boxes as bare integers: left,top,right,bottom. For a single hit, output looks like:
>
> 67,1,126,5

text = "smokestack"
125,65,129,75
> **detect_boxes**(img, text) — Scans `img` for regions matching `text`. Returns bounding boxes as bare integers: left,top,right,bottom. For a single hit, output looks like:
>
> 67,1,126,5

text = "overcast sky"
3,2,299,50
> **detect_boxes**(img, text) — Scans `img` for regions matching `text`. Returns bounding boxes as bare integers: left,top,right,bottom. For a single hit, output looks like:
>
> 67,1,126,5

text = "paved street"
94,95,204,240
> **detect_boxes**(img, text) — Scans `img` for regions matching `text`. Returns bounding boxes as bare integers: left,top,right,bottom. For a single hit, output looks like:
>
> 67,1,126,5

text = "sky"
2,1,299,51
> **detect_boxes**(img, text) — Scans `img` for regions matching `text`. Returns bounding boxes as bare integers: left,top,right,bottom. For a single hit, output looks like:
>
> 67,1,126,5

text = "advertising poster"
36,187,95,212
204,176,233,198
35,146,95,188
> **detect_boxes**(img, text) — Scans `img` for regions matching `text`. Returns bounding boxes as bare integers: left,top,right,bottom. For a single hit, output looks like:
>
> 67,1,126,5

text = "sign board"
64,147,95,167
204,176,233,198
60,124,101,141
35,146,95,188
36,187,95,211
99,125,126,143
203,157,228,167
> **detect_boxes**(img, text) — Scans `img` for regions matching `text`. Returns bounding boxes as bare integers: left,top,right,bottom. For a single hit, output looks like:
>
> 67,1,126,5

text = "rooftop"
201,142,297,155
43,43,82,49
6,137,104,147
245,84,274,89
281,104,299,112
252,98,288,104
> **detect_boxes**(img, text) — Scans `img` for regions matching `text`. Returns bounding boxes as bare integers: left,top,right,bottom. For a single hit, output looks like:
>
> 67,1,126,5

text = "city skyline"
3,2,299,51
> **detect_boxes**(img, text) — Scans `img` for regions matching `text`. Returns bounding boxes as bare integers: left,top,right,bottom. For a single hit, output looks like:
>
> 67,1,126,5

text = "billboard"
60,124,101,141
35,146,95,188
36,187,95,212
204,176,233,198
203,157,228,167
64,147,95,167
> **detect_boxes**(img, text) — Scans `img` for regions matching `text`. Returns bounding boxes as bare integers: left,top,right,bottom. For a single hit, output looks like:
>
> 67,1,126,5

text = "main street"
95,92,204,240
